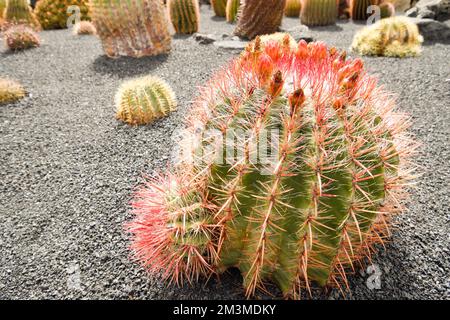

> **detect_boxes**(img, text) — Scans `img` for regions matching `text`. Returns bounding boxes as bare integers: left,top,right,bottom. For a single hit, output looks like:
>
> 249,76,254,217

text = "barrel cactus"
34,0,90,30
226,0,240,23
115,76,177,126
349,0,379,20
0,0,6,17
379,1,395,18
351,16,423,57
126,39,416,298
4,24,40,50
211,0,227,17
73,20,95,35
167,0,200,34
3,0,40,29
235,0,286,39
0,78,25,104
300,0,338,26
89,0,171,58
285,0,301,17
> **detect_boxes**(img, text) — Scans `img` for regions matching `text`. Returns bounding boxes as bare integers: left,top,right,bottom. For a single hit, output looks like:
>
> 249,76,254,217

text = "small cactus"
211,0,227,17
115,76,177,126
351,16,423,57
4,0,41,29
4,24,40,51
167,0,200,34
89,0,171,58
379,1,395,18
0,78,25,104
300,0,338,26
127,39,416,298
34,0,90,30
226,0,240,23
284,0,301,17
349,0,379,21
73,20,96,35
235,0,286,39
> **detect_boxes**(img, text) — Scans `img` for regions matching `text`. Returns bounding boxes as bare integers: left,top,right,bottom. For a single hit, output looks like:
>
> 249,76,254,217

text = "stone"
282,25,315,43
415,0,450,18
406,7,420,17
213,40,249,50
193,33,220,44
408,17,450,40
418,8,437,18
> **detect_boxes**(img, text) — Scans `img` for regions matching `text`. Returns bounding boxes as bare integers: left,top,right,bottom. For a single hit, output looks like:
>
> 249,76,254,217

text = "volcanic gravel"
0,5,449,300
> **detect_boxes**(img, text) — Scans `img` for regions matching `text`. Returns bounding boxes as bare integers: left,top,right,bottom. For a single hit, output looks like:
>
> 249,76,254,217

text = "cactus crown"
4,23,40,50
35,0,90,30
0,78,25,104
127,39,416,298
300,0,338,26
351,16,423,58
115,76,177,126
168,0,200,34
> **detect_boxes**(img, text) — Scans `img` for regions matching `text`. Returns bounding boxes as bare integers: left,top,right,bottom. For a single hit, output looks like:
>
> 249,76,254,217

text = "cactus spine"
285,0,301,17
115,76,177,126
211,0,226,17
34,0,90,30
349,0,379,20
351,16,423,57
234,0,286,39
127,39,416,298
89,0,171,58
0,78,25,104
4,0,40,29
167,0,200,34
226,0,240,23
300,0,338,26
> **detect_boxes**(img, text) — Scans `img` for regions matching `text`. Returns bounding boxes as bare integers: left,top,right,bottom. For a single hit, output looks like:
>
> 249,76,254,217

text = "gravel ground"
1,5,449,300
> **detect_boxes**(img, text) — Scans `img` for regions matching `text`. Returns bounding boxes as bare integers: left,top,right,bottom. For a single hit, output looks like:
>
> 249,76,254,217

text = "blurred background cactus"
167,0,200,34
115,76,177,126
379,1,395,18
73,20,95,35
211,0,227,17
225,0,240,23
284,0,301,17
352,16,423,57
235,0,286,39
3,0,41,29
349,0,378,20
300,0,338,26
34,0,90,30
89,0,171,58
0,78,25,104
4,23,40,50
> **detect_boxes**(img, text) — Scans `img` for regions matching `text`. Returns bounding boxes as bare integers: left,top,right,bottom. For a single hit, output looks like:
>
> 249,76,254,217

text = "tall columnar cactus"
127,39,416,298
351,16,423,57
285,0,301,17
235,0,286,39
167,0,200,34
89,0,171,58
211,0,226,17
0,78,25,104
349,0,379,20
300,0,338,26
115,76,177,126
226,0,240,23
4,0,40,29
34,0,90,30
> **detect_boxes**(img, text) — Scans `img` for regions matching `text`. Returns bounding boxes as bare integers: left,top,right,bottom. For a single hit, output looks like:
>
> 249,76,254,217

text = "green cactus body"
300,0,338,26
115,76,177,125
284,0,301,17
226,0,240,23
350,0,379,20
35,0,90,30
4,0,40,29
168,0,200,34
211,0,227,17
89,0,171,58
0,0,6,18
351,16,423,57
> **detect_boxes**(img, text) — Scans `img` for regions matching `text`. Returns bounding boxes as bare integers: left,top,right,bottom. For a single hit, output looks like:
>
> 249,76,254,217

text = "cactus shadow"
91,54,169,78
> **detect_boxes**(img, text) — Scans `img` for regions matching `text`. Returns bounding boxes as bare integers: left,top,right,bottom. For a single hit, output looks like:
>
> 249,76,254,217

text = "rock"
415,0,450,19
282,25,315,43
408,17,450,40
406,7,419,17
418,8,437,18
192,33,220,44
213,40,248,50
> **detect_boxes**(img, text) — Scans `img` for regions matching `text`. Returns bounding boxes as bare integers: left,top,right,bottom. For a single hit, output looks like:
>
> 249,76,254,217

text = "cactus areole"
126,39,415,298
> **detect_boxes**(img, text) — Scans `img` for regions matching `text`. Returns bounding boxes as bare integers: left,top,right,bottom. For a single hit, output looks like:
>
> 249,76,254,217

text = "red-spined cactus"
127,38,416,298
4,24,40,50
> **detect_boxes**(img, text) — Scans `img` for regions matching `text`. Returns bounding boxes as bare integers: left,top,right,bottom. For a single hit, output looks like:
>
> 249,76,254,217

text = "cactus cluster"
34,0,90,30
73,20,95,35
226,0,240,23
235,0,286,39
300,0,338,26
0,78,25,104
115,76,177,126
3,0,40,29
167,0,200,34
284,0,301,17
211,0,227,17
4,23,40,50
89,0,171,58
351,16,423,57
127,38,415,298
